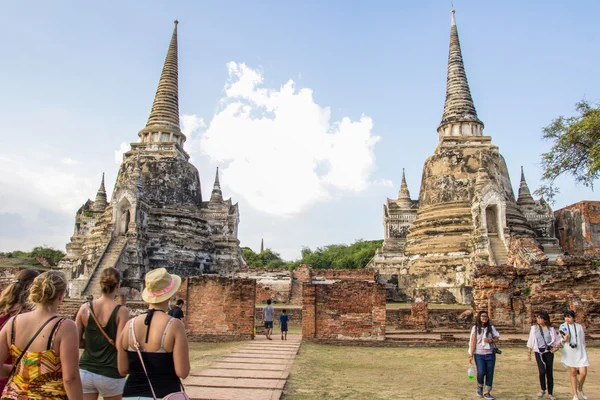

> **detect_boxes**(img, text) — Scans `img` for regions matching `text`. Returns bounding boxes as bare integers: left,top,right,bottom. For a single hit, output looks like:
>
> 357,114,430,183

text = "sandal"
537,391,546,398
548,396,556,400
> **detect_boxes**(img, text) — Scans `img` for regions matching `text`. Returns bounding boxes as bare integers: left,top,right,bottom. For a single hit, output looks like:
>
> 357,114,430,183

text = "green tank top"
79,303,123,379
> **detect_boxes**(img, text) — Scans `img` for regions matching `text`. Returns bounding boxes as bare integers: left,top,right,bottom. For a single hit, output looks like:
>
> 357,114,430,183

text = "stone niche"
302,279,386,341
472,256,600,331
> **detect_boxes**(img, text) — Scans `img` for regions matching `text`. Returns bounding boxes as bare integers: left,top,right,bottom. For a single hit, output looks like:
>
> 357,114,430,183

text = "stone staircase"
82,236,127,297
488,234,508,265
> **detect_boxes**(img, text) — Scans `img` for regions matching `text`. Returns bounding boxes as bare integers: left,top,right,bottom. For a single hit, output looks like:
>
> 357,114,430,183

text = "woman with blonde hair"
76,267,130,400
0,270,83,399
118,268,190,399
0,268,40,393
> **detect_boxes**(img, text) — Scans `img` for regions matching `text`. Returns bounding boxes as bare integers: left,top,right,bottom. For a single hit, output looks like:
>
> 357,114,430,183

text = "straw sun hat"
141,268,182,304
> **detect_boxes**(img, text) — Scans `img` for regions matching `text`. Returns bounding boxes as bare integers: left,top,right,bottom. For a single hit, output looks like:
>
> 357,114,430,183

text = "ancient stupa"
370,10,561,304
59,21,245,298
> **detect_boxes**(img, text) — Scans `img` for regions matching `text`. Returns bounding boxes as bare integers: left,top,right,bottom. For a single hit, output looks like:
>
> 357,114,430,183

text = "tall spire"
138,21,186,145
396,168,413,209
92,173,107,211
260,238,264,253
438,9,484,139
209,167,224,206
517,166,535,205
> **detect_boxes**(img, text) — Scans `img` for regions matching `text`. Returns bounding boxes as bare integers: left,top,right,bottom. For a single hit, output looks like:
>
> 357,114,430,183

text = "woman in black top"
117,268,190,399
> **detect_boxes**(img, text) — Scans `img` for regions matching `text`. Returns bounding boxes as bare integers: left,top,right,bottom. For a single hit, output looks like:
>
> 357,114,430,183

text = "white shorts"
80,369,126,397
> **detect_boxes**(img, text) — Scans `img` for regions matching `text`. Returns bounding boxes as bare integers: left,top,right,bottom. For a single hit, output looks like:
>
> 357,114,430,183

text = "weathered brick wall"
386,308,472,329
183,275,256,341
472,256,600,332
235,268,291,304
311,269,376,281
289,265,311,305
254,306,302,325
302,280,386,341
555,201,600,256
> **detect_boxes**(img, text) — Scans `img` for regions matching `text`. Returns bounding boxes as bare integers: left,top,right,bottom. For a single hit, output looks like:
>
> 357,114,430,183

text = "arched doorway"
115,198,132,236
486,205,499,234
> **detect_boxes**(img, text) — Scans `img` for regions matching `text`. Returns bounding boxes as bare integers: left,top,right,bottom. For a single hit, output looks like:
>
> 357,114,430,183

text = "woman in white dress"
559,310,590,400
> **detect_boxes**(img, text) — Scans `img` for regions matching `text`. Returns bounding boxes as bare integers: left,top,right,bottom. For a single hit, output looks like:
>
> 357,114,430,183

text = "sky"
0,1,598,260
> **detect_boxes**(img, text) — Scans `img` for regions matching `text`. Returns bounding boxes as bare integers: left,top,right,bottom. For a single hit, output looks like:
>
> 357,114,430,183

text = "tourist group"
0,267,592,400
468,310,590,400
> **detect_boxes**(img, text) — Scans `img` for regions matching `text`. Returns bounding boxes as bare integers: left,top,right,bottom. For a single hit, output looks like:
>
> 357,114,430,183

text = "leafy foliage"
242,239,383,270
535,100,600,202
0,246,65,265
296,240,383,269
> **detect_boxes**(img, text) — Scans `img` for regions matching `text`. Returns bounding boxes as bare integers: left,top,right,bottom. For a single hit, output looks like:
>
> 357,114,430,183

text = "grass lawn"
285,343,600,400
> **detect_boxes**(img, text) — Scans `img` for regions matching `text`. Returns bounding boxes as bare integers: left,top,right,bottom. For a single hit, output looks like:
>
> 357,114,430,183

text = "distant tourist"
279,309,289,340
168,298,185,323
263,299,274,340
526,311,560,400
0,268,39,394
0,270,84,399
118,268,190,399
559,310,590,400
76,267,130,400
468,310,500,400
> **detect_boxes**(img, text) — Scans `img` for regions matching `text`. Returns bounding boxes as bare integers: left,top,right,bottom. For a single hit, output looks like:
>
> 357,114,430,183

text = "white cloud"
186,62,381,216
0,153,94,219
114,142,129,165
60,157,79,166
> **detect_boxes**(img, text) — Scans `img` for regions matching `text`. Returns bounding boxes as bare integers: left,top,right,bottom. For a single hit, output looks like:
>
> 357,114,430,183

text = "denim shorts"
80,369,126,397
264,321,273,329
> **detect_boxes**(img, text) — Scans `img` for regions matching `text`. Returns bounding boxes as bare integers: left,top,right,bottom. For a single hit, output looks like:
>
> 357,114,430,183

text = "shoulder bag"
87,302,120,347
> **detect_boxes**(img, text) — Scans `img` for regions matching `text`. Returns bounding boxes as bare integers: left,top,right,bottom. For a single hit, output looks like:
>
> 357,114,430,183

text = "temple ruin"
58,21,245,299
369,10,565,304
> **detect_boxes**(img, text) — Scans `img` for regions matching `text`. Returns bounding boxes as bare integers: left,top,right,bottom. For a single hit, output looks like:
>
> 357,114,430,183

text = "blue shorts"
264,321,273,329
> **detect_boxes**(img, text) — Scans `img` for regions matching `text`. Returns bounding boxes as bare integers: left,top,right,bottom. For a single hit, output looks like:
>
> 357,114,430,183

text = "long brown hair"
0,269,40,315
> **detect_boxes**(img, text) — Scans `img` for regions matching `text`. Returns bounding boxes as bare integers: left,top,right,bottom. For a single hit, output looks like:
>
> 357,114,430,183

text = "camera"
493,347,502,355
569,343,577,349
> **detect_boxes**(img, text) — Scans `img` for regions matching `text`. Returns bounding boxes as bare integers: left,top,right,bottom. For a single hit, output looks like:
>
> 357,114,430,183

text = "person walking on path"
468,310,500,400
76,267,130,400
559,310,590,400
279,309,289,340
527,311,560,400
263,299,274,340
118,268,190,399
0,268,39,394
0,270,83,399
168,299,185,324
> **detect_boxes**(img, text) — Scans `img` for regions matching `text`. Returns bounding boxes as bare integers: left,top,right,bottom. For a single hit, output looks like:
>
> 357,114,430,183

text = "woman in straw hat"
118,268,190,399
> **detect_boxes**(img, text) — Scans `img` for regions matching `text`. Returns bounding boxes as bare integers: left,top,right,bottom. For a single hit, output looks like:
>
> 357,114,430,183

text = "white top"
469,325,500,356
526,325,560,353
263,305,274,322
559,322,590,368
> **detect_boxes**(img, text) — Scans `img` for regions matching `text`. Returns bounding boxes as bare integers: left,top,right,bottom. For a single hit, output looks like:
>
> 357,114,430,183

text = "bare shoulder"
117,305,130,319
58,318,78,336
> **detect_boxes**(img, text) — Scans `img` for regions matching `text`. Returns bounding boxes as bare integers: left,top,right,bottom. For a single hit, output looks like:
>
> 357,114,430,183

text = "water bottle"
467,364,475,380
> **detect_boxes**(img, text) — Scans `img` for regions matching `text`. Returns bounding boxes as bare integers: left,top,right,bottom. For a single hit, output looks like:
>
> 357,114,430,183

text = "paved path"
183,335,302,400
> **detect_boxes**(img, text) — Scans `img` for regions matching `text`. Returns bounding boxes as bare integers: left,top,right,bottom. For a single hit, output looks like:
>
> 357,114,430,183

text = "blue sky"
0,1,598,259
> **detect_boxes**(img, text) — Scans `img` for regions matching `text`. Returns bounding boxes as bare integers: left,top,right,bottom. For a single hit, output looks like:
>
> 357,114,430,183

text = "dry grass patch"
286,343,600,400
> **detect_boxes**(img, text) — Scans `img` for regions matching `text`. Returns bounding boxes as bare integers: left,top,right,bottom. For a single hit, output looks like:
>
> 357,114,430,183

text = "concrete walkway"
184,335,302,400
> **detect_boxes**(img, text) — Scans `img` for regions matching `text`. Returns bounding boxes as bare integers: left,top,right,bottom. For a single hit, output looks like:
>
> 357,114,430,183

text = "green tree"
535,100,600,202
30,246,65,264
297,239,383,269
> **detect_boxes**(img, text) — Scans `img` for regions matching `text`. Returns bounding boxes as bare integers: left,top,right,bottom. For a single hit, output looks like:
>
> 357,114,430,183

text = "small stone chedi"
59,21,244,299
370,10,562,304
